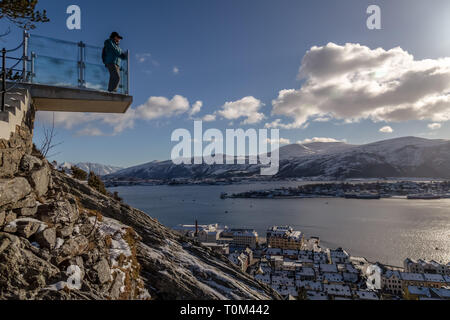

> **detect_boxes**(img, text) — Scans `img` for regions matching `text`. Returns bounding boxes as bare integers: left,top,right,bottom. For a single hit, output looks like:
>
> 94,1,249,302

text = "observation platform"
2,32,132,114
18,83,132,114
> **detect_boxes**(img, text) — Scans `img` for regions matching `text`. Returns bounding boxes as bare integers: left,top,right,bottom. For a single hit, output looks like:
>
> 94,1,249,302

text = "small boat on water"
345,193,380,200
356,193,381,200
407,194,441,200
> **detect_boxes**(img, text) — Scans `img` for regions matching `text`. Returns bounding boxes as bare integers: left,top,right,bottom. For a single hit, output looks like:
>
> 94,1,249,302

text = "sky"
2,0,450,167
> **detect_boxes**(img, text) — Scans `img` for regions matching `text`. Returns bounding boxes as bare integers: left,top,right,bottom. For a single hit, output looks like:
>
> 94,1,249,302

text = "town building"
296,268,315,281
324,284,352,299
381,270,403,296
354,290,379,300
320,263,339,274
382,268,450,297
228,251,250,273
329,248,350,264
255,271,271,285
307,291,328,300
228,247,254,272
404,286,431,300
399,272,450,290
198,229,223,243
226,229,259,249
269,256,284,270
430,287,450,300
172,222,226,242
404,258,450,276
266,226,304,250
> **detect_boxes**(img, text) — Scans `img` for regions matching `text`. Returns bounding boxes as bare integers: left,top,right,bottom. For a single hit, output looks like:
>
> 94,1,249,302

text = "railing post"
78,41,86,88
30,51,36,83
22,30,29,82
2,48,6,112
127,49,130,95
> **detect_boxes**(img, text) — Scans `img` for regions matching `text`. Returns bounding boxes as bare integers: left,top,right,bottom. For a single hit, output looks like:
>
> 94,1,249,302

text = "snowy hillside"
58,162,123,176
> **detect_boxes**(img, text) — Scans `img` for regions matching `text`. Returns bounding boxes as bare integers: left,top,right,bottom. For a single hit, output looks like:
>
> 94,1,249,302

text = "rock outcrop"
0,91,280,301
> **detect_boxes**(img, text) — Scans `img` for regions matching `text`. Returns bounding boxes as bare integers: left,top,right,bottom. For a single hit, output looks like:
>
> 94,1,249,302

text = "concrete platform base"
17,83,133,114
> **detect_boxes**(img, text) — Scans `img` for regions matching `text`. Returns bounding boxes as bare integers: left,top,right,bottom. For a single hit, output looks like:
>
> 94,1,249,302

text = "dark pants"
107,63,120,92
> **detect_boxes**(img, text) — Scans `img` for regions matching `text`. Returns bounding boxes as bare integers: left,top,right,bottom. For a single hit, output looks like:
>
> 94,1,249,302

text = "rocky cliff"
0,92,280,300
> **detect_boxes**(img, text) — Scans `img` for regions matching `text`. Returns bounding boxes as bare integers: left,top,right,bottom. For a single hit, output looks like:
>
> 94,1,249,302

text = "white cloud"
201,96,265,125
313,117,332,122
269,42,450,129
136,53,159,66
265,118,309,129
428,123,442,130
173,66,179,75
136,53,151,63
202,114,217,122
267,138,291,145
298,137,344,144
36,110,137,136
379,126,394,133
76,127,105,137
215,96,265,124
136,95,192,120
189,101,203,116
101,109,137,134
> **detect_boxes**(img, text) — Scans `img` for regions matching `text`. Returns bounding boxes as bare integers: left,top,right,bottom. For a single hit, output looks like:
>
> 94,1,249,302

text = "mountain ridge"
105,136,450,181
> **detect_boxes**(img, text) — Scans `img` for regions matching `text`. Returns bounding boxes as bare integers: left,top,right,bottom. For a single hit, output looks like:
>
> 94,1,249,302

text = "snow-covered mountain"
278,141,355,160
57,162,123,176
276,137,450,179
105,137,450,181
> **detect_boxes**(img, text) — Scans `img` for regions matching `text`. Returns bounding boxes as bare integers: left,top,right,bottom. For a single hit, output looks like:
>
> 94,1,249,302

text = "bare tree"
0,0,49,30
39,112,63,158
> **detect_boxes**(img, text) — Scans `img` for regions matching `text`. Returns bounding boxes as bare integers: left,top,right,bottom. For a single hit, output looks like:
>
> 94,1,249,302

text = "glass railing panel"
84,62,109,92
84,62,129,94
27,34,130,95
120,59,129,94
85,45,102,65
30,55,79,88
28,35,79,61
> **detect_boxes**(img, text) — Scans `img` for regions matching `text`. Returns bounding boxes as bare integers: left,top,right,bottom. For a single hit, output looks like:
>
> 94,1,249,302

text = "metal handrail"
1,31,30,112
1,48,5,112
5,40,25,53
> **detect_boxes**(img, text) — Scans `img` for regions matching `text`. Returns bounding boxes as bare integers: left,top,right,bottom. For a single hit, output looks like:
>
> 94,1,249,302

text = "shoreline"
224,195,450,201
105,177,450,188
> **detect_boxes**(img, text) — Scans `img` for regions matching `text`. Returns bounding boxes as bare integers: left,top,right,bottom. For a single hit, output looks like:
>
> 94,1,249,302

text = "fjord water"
110,182,450,266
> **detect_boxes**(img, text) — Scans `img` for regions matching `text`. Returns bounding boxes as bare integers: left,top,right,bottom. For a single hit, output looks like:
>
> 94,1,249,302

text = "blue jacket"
104,39,127,66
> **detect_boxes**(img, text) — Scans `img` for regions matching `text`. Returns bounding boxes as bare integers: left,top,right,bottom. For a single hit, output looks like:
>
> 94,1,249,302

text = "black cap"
110,32,123,40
